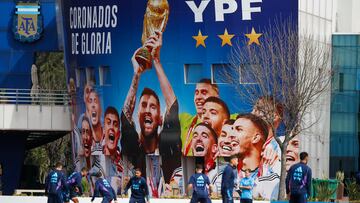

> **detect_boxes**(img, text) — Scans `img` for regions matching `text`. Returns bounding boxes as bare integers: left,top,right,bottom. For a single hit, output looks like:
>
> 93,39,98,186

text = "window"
184,64,204,84
357,70,360,91
211,63,233,84
211,63,258,84
239,64,258,84
86,67,96,85
339,73,344,92
75,68,86,87
99,66,111,86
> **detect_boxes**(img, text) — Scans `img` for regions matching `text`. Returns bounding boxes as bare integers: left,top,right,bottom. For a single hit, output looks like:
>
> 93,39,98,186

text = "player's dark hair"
55,162,63,168
82,115,91,126
95,171,102,178
81,116,93,133
195,164,204,170
224,154,238,162
194,122,218,143
230,154,238,161
236,113,269,142
204,96,230,119
89,88,99,97
81,167,89,172
224,119,235,125
104,106,120,121
198,78,219,94
140,87,160,107
300,152,309,161
244,169,251,173
135,168,142,173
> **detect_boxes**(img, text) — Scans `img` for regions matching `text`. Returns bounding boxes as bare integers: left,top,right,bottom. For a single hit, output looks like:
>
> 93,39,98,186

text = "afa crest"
12,2,43,42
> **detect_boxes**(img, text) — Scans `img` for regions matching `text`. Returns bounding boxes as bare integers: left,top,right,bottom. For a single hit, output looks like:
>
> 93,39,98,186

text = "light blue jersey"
240,176,254,199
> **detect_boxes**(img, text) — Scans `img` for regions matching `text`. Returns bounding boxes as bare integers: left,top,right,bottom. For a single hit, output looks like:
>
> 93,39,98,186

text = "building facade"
298,0,335,179
330,34,360,177
329,0,360,178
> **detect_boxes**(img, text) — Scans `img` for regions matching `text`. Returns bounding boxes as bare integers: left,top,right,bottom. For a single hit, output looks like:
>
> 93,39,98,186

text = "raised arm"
122,49,146,122
146,31,176,110
152,31,181,163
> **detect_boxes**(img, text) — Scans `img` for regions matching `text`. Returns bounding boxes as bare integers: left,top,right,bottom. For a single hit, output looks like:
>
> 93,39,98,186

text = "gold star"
192,30,208,48
218,29,235,47
245,27,262,45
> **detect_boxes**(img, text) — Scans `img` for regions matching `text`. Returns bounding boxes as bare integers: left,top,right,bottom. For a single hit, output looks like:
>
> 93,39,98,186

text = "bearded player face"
81,119,92,157
191,125,216,157
138,94,161,136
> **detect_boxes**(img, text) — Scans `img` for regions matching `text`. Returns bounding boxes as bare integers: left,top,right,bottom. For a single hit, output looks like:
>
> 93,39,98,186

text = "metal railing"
0,88,70,106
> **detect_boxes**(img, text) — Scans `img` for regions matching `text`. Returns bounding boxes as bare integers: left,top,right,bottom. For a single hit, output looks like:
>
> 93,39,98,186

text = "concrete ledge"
0,104,71,131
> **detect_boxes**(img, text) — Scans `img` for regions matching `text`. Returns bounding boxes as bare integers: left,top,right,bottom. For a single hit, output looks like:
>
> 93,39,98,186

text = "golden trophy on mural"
135,0,169,70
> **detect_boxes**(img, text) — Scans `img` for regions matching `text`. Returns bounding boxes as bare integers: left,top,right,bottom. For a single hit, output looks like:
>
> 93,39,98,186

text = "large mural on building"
60,0,298,200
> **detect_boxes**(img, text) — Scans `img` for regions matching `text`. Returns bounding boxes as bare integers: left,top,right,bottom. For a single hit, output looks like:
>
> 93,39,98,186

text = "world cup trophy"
135,0,169,70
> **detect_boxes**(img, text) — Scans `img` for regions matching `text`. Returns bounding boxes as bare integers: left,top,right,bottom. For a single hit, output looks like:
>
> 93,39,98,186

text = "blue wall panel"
0,0,60,88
